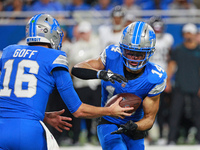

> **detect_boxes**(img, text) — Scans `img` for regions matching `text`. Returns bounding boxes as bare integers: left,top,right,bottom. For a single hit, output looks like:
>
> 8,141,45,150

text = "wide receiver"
0,13,133,150
72,21,167,150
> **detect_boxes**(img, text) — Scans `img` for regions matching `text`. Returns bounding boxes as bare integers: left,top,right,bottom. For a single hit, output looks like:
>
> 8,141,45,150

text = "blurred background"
1,0,200,149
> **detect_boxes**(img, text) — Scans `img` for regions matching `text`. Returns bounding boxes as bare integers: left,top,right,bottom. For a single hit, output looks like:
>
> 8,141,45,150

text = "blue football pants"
97,124,144,150
0,118,47,150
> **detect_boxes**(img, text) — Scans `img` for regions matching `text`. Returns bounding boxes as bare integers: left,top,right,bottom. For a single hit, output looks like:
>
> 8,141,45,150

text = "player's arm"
74,57,105,71
73,97,133,119
43,109,72,132
52,67,133,119
135,94,160,130
71,57,127,83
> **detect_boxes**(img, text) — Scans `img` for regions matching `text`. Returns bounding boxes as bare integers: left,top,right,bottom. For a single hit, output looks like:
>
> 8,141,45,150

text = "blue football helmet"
120,21,156,71
26,13,63,50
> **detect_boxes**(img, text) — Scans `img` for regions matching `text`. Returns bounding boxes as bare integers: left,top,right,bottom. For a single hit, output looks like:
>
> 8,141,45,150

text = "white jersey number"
0,59,39,98
151,64,164,78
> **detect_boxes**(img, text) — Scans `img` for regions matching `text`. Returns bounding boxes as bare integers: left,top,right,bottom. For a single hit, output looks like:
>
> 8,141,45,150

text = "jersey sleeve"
147,64,167,97
100,47,107,66
47,52,69,74
52,68,82,113
148,78,166,97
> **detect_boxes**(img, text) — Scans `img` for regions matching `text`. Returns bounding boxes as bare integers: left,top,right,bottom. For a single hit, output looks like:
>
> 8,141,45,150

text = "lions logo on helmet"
120,21,156,71
26,13,63,50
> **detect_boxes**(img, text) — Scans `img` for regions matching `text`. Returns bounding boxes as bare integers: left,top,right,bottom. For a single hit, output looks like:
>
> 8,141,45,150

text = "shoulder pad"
106,45,122,59
147,62,167,84
3,44,15,51
53,54,69,67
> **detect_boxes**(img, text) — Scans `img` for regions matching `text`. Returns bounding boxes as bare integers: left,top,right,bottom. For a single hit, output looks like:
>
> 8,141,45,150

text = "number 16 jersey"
0,44,74,121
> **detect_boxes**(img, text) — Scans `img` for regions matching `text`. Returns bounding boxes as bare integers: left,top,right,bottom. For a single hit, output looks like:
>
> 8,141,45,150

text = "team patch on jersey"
53,55,68,67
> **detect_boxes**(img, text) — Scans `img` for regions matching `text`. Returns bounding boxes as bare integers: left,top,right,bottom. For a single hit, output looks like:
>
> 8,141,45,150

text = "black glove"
111,120,138,135
97,69,128,84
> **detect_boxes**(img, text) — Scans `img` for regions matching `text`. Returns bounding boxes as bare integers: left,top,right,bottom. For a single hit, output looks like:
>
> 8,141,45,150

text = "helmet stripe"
29,14,42,37
29,14,38,37
33,14,43,36
132,21,140,44
122,26,129,41
131,21,145,45
135,22,145,44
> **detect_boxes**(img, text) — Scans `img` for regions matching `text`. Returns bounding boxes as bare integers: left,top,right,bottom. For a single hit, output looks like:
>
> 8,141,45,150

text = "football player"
72,21,167,150
0,13,133,150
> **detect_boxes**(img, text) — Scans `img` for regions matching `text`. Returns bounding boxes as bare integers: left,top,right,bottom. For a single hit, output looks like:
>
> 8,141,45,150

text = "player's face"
113,16,123,25
124,50,146,66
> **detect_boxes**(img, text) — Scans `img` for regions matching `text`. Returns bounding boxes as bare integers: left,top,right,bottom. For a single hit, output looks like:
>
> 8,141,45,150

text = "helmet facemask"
121,44,155,71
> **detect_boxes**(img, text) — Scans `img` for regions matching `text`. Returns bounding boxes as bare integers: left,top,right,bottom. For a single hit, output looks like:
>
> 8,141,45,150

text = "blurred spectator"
196,27,200,45
5,0,25,11
98,5,125,50
67,21,101,145
148,16,174,145
169,0,197,10
193,0,200,9
149,16,174,72
124,13,136,27
23,0,34,10
65,0,91,11
166,23,200,145
4,0,31,19
135,0,172,10
61,28,72,56
111,0,123,5
93,0,113,10
154,0,173,10
121,0,141,12
0,0,4,11
30,0,64,11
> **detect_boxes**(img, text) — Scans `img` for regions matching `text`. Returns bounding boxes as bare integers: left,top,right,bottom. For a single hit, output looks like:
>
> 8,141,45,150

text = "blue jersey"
0,45,81,121
100,45,167,125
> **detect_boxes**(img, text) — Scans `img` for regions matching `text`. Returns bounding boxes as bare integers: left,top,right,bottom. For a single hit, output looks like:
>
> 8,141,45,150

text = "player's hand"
109,97,134,119
97,69,128,84
44,109,72,132
111,120,138,135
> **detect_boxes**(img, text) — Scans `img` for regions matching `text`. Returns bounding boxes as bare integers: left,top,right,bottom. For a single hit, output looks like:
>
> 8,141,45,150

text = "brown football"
105,93,142,113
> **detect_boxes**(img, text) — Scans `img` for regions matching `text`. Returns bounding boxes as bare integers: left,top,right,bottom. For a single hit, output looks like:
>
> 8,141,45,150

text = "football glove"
111,120,138,135
97,70,128,84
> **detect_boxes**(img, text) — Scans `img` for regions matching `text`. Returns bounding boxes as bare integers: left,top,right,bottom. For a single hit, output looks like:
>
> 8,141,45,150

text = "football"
105,93,142,113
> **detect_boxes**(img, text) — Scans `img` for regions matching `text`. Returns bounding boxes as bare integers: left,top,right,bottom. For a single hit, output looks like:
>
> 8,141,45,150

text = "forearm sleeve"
52,68,82,113
71,67,98,79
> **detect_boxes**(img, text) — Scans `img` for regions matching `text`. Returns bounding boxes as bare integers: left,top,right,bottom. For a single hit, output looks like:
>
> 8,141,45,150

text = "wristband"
97,70,102,79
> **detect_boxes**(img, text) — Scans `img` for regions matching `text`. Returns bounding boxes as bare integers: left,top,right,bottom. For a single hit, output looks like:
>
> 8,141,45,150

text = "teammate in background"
0,13,133,150
148,16,174,145
72,21,167,150
98,5,125,50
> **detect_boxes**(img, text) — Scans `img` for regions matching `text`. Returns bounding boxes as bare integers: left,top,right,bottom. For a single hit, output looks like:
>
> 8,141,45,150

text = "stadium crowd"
1,0,200,148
